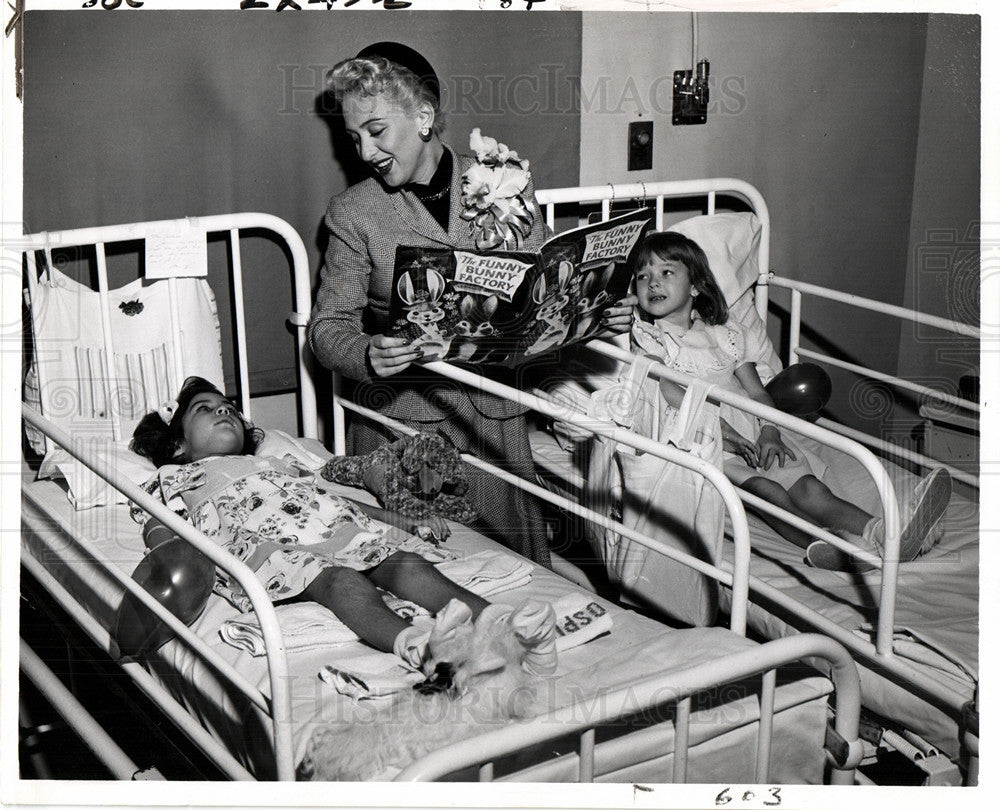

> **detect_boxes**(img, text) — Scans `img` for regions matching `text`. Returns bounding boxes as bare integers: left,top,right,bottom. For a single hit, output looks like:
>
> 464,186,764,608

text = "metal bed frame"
16,208,866,784
525,179,981,778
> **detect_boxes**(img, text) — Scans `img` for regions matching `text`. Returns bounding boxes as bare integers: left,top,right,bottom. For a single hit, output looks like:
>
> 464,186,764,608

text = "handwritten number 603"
82,1,145,9
714,787,781,806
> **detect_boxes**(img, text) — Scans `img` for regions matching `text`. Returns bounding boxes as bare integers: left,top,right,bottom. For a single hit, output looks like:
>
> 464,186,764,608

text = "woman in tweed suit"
308,44,633,567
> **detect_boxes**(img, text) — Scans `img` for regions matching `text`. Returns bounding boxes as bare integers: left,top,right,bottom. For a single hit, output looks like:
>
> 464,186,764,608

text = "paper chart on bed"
387,208,653,367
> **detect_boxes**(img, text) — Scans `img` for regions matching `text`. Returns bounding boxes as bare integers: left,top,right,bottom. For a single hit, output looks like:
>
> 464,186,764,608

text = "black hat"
356,41,440,103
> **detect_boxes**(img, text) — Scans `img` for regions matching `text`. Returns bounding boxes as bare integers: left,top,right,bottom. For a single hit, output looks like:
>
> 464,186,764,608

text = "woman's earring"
419,126,432,142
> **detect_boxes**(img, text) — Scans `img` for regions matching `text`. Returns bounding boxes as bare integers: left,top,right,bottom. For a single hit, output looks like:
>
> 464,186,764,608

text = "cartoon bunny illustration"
572,261,615,340
523,260,575,357
396,268,454,361
452,294,499,362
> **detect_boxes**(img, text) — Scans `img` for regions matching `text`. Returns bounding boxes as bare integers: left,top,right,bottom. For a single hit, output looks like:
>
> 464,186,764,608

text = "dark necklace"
412,184,450,202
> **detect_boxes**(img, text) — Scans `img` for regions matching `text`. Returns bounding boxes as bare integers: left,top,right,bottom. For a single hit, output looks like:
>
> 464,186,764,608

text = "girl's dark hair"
130,376,262,468
634,231,729,325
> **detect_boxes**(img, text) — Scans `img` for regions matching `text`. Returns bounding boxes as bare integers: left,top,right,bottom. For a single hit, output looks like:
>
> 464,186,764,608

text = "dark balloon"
113,538,215,658
765,363,833,418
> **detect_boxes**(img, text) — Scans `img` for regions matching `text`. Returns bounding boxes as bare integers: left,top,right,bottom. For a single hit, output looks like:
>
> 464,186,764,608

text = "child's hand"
756,424,797,470
412,515,450,544
721,419,759,467
599,295,638,335
724,433,760,468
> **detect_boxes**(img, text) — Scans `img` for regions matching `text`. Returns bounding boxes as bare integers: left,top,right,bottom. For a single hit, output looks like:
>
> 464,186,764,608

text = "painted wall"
896,16,980,447
23,10,582,395
580,12,936,435
22,10,979,441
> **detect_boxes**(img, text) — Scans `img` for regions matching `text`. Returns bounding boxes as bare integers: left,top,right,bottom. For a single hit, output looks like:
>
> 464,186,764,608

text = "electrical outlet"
628,120,653,171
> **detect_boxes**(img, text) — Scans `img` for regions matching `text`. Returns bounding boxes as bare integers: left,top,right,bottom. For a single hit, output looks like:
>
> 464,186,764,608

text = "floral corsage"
459,128,535,250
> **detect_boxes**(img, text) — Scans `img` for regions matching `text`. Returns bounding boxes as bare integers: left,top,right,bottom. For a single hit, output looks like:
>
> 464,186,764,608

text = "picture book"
387,207,653,367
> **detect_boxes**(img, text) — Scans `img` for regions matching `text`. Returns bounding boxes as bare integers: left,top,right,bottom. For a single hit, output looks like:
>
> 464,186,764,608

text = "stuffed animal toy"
297,598,558,782
321,432,478,524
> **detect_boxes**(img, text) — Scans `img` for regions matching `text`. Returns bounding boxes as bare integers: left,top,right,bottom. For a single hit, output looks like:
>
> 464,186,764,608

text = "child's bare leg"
787,475,872,536
301,565,409,653
367,551,490,618
741,476,818,550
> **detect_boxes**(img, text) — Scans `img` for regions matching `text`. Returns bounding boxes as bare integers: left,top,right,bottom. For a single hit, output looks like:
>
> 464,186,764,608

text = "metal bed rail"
583,340,906,655
525,180,978,751
517,336,975,727
396,632,862,784
401,343,972,724
535,178,771,322
19,637,159,781
338,395,753,634
21,404,296,781
769,274,980,488
20,213,318,443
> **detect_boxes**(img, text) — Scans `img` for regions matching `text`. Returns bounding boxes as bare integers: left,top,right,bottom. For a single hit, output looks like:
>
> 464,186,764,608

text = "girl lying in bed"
629,231,951,572
129,375,493,666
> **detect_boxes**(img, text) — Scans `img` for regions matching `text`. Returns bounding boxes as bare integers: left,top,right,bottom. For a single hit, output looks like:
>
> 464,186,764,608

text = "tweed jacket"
308,146,551,422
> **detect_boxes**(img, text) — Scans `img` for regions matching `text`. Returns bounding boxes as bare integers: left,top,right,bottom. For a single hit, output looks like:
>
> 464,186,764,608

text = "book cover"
388,207,653,367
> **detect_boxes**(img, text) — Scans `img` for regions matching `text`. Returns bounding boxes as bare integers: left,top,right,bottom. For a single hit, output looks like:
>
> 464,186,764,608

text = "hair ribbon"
157,400,178,425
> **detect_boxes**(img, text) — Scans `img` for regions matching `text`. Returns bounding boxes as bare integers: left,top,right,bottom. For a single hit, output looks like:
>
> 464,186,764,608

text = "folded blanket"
219,597,429,657
436,550,533,598
319,648,423,701
550,593,613,652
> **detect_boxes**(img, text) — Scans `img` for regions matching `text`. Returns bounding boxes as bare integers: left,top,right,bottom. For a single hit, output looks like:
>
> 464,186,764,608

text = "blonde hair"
326,55,445,135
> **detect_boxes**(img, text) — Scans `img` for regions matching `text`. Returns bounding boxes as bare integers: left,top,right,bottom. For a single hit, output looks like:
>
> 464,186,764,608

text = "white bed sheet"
21,467,832,783
530,426,978,759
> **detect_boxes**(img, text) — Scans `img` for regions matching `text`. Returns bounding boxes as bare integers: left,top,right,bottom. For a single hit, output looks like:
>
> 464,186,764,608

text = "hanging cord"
635,181,649,211
691,11,698,74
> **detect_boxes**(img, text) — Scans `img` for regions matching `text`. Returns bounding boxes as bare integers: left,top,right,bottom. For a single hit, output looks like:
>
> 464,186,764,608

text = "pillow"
669,212,781,382
667,212,762,306
42,429,329,511
730,290,782,383
41,440,157,511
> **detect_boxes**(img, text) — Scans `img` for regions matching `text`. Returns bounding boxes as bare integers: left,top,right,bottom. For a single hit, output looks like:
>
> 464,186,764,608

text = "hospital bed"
526,179,980,784
17,212,864,785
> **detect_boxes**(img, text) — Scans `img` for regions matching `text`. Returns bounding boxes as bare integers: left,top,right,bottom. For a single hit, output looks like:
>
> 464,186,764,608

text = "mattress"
530,426,978,759
21,465,833,783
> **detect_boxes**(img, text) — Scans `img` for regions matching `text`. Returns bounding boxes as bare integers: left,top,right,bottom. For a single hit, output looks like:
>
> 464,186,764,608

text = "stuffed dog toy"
321,432,477,524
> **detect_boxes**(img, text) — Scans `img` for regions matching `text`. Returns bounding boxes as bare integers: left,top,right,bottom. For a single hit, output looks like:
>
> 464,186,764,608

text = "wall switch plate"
672,69,708,125
628,120,653,171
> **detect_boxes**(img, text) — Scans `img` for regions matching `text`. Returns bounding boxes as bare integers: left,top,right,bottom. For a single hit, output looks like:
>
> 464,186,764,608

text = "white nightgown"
631,317,826,488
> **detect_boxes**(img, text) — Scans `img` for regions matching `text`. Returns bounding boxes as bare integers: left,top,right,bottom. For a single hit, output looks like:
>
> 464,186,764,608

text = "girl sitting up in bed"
629,231,951,572
129,375,490,666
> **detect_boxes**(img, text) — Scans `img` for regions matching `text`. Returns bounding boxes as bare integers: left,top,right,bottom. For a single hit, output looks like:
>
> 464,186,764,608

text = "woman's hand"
722,419,759,468
600,295,638,335
368,334,421,377
756,424,797,470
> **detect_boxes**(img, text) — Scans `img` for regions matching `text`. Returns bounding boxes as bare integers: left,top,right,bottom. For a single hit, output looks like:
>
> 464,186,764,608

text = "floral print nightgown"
131,454,438,612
